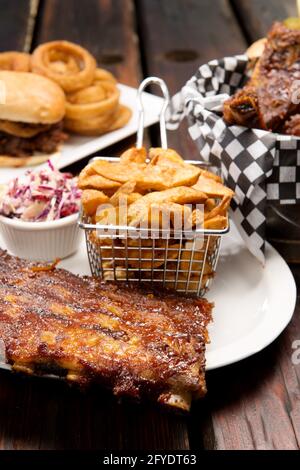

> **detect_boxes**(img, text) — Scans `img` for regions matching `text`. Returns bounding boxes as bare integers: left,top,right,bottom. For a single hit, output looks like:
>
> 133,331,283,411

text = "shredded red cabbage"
0,161,82,222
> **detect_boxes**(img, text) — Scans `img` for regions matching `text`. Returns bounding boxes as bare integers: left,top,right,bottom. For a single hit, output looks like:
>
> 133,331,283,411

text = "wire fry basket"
79,77,229,296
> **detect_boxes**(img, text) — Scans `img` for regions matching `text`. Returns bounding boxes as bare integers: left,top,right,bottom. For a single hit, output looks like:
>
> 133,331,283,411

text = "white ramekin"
0,213,81,261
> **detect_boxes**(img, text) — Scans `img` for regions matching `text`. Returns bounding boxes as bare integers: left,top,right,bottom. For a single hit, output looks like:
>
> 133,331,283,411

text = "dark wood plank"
0,0,191,451
0,0,34,51
0,368,190,450
136,0,247,159
231,0,297,41
278,265,300,447
189,287,300,450
34,0,141,87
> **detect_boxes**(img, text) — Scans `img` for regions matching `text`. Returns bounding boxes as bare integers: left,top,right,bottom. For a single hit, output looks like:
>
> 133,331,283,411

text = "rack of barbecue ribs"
223,22,300,135
0,250,212,411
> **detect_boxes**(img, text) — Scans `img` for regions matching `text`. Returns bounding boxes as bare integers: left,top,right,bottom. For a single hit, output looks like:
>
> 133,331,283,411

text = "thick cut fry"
109,181,137,206
131,167,171,191
128,187,207,227
126,239,180,269
92,160,146,182
149,147,185,166
103,265,134,281
149,203,192,230
204,195,231,221
149,148,222,186
204,198,216,212
78,162,94,179
78,163,121,191
162,168,200,188
95,206,119,225
149,148,200,187
120,147,147,164
88,232,112,247
92,160,166,191
132,202,192,230
179,240,211,272
193,174,234,199
78,174,121,191
78,164,121,192
111,192,143,207
126,193,143,205
88,233,116,260
91,158,200,191
198,169,222,183
188,209,204,229
204,215,227,230
82,190,109,216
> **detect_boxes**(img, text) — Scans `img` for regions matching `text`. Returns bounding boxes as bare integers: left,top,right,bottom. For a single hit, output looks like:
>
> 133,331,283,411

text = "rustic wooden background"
0,0,299,450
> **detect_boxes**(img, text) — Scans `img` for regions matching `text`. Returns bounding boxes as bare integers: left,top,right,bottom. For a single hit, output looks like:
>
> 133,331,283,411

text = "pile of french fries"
78,147,234,290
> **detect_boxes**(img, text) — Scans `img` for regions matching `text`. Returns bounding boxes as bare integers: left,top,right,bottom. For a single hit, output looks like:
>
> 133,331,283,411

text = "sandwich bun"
0,71,66,124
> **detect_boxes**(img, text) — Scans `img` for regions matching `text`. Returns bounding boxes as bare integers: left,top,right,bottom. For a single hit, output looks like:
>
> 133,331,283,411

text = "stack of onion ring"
0,51,30,72
31,40,97,92
30,41,132,135
63,68,131,135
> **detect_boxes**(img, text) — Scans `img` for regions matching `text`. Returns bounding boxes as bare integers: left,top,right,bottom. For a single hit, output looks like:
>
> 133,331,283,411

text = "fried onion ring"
64,109,118,135
65,81,120,120
0,51,30,71
108,105,132,131
93,67,117,84
31,40,96,92
65,104,131,136
63,64,131,135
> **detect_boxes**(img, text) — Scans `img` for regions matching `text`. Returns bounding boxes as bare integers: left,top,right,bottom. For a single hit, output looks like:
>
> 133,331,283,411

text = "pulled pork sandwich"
0,71,67,167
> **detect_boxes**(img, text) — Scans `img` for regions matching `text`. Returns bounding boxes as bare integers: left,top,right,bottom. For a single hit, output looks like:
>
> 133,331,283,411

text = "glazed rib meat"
224,22,300,133
0,250,212,410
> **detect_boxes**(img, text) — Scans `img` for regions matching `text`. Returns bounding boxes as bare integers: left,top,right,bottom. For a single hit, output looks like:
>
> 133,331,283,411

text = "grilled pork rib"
224,22,300,133
0,250,212,410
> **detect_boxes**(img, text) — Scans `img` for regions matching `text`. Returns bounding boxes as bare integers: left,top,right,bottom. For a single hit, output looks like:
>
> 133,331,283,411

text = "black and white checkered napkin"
167,54,300,263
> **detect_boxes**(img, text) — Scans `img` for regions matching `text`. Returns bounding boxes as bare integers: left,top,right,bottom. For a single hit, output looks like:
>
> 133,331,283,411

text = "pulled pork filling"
0,122,68,157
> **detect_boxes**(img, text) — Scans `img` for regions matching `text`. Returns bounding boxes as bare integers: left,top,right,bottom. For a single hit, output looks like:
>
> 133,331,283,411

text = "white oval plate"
206,224,297,369
0,222,296,370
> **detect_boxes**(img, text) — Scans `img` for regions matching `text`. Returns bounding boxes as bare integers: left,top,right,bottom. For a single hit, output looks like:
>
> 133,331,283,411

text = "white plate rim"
205,240,297,370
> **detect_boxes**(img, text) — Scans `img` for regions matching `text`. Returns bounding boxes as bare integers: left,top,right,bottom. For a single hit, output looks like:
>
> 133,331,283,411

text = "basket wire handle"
136,77,170,150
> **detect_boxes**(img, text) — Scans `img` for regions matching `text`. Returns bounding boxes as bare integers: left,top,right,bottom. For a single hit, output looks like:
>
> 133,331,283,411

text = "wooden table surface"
0,0,299,451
